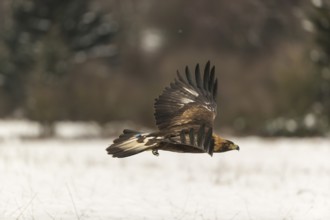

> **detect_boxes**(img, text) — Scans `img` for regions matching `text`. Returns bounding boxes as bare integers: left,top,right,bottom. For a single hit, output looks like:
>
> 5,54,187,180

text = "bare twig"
15,193,37,220
229,211,240,220
66,183,80,220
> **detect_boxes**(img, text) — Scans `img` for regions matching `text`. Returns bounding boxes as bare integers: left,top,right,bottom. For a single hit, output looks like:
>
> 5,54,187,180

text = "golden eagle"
106,61,239,158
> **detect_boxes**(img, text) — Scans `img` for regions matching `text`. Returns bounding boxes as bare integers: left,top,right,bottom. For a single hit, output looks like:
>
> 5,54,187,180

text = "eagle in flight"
106,61,239,158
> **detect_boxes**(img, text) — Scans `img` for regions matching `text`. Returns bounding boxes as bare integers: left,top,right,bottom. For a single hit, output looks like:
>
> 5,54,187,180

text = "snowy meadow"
0,121,330,220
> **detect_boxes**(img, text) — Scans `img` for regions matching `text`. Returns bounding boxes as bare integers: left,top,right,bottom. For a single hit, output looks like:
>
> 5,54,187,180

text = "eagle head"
213,135,239,153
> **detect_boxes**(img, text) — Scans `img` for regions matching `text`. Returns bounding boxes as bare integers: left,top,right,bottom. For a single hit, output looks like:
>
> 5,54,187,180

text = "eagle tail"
106,129,159,158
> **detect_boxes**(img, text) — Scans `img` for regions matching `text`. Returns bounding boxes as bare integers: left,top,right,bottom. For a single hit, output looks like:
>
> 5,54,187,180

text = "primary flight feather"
106,61,239,158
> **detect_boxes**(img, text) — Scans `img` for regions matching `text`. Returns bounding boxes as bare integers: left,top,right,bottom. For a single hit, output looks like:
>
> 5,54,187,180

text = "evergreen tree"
0,0,117,135
310,0,330,134
1,0,116,107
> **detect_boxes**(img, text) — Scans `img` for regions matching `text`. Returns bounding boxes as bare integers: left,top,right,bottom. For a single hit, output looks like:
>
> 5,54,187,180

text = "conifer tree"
0,0,117,135
1,0,116,108
310,0,330,133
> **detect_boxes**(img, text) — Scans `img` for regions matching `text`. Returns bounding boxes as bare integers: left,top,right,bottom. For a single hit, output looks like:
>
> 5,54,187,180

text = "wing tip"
213,78,218,99
203,61,211,90
195,63,202,88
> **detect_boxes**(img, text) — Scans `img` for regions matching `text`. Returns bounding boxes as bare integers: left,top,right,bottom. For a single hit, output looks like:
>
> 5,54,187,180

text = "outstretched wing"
154,61,218,132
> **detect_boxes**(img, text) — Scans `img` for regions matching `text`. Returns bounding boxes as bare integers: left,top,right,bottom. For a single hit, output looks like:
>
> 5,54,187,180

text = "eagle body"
107,61,239,158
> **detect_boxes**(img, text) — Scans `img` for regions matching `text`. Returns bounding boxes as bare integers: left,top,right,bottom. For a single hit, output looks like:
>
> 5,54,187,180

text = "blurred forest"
0,0,329,137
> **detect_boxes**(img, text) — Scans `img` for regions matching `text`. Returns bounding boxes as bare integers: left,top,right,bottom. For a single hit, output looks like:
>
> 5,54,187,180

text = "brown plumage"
106,61,239,158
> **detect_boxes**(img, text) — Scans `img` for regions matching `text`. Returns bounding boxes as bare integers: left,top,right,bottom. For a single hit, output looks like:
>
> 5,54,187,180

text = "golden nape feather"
107,61,239,158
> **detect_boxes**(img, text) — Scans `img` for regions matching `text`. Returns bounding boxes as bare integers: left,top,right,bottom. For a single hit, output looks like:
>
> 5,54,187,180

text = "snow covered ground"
1,136,330,220
0,120,103,140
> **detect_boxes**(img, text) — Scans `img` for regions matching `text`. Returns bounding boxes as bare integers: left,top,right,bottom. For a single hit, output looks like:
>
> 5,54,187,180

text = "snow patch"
0,137,329,219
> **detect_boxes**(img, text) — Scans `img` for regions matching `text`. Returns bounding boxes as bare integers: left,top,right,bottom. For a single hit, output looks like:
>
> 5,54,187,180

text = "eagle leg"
152,149,159,156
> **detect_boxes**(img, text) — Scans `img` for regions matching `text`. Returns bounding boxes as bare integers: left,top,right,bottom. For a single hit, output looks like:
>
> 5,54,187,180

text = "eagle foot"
152,149,159,156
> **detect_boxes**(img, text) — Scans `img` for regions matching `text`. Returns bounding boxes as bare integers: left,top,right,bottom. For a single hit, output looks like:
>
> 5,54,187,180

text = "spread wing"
154,61,218,133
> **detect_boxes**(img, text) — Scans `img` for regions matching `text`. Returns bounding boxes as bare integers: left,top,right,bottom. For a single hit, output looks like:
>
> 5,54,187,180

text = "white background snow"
0,120,330,220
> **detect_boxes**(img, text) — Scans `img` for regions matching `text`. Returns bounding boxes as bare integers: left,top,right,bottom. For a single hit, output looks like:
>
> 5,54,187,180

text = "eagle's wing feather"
154,61,218,133
163,125,215,156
